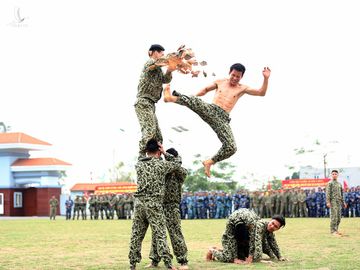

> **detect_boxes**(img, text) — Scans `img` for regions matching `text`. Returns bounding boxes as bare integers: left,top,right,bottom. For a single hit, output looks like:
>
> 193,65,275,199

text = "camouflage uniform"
212,209,282,262
173,91,237,163
88,195,97,220
135,59,172,157
79,196,87,220
73,196,81,220
149,164,189,266
298,190,308,217
109,194,118,219
326,179,344,233
49,197,58,220
128,153,181,269
123,195,133,220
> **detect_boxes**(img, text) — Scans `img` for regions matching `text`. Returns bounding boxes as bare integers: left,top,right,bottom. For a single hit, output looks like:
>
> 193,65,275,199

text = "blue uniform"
65,198,74,220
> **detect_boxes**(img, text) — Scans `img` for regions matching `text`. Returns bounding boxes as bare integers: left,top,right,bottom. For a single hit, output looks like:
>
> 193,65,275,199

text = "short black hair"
271,214,286,228
166,148,178,157
229,63,246,75
145,138,160,153
149,44,165,52
331,169,339,173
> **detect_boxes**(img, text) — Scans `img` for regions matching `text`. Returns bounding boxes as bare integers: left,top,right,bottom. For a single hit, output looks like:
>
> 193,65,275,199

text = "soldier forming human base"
206,208,286,264
164,63,271,177
146,148,189,270
326,169,347,236
128,139,182,270
135,44,176,158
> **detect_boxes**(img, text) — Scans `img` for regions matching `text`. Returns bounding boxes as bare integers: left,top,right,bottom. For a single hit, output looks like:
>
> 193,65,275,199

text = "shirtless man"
164,63,271,177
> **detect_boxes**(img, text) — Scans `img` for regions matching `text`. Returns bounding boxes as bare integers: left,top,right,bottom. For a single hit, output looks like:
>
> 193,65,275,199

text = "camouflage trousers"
129,198,173,268
149,203,188,265
175,92,237,163
213,209,262,262
73,206,80,219
89,205,96,219
330,204,342,233
49,207,56,220
299,202,308,217
213,225,238,262
135,98,163,158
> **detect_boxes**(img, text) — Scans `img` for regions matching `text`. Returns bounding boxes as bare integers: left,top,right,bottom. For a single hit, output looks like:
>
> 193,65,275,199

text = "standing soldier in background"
180,193,188,219
148,148,189,270
109,193,118,220
279,190,288,218
290,189,299,218
326,169,347,236
208,191,217,219
258,192,265,218
88,194,97,220
79,196,87,220
117,194,125,219
99,195,110,220
135,44,175,158
308,189,317,217
264,191,273,218
49,195,58,220
298,189,308,217
251,191,260,215
65,196,73,220
73,195,81,220
123,194,133,220
275,190,281,215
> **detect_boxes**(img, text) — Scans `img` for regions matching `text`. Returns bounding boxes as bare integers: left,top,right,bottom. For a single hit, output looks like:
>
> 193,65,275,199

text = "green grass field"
0,217,359,270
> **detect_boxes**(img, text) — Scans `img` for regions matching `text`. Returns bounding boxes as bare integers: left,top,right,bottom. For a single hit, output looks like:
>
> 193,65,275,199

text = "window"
14,192,23,208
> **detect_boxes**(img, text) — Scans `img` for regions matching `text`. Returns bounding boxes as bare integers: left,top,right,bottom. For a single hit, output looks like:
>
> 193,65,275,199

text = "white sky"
1,0,359,190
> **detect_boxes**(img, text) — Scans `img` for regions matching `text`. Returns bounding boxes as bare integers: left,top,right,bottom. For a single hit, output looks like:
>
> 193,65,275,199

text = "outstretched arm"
195,82,217,96
244,67,271,96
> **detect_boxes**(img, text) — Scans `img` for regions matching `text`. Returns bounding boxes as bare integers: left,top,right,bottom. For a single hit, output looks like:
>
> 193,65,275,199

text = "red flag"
343,180,349,191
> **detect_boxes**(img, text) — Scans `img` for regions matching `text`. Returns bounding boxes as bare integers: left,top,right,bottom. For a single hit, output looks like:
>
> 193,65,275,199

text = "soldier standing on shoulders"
135,44,176,158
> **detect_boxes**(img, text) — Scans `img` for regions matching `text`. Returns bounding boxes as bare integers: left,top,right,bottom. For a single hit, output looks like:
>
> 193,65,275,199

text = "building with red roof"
0,132,71,216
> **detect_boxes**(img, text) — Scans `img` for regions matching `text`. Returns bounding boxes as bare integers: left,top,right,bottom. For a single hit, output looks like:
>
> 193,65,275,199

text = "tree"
269,177,283,190
109,161,132,182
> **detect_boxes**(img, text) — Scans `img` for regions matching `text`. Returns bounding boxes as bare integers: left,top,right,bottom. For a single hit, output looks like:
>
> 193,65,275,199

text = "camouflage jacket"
163,165,188,205
49,198,58,208
134,153,181,203
136,58,172,103
326,179,344,205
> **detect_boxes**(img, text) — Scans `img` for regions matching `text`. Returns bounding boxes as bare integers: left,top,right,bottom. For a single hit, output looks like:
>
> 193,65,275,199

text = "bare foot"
164,84,178,103
178,264,189,270
202,160,214,177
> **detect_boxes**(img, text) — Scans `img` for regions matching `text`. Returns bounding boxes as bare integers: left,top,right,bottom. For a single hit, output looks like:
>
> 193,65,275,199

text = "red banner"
94,184,137,194
282,178,330,189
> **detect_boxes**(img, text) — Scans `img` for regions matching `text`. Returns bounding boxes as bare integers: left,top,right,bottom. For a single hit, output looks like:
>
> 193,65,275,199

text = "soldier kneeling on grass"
206,208,287,264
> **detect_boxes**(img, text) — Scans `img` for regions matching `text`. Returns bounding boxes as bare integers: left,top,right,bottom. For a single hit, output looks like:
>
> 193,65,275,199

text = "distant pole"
323,153,327,178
